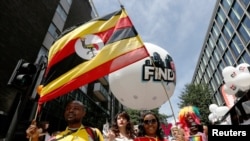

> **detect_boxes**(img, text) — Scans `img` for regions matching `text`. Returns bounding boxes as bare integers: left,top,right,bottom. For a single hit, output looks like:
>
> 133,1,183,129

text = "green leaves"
178,83,212,124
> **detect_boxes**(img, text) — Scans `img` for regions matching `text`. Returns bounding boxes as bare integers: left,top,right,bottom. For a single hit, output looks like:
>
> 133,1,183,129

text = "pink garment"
161,123,172,136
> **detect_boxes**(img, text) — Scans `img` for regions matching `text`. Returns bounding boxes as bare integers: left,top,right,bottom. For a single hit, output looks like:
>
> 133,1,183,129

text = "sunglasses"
143,119,157,125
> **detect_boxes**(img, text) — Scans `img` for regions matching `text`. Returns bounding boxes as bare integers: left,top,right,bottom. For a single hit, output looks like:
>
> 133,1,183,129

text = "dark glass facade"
192,0,250,124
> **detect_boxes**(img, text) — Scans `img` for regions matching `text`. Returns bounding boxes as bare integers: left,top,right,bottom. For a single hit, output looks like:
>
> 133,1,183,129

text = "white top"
114,136,133,141
104,136,133,141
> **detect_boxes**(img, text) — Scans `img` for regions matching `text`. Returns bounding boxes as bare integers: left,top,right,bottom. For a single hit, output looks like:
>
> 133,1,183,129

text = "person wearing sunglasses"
105,111,136,141
135,111,168,141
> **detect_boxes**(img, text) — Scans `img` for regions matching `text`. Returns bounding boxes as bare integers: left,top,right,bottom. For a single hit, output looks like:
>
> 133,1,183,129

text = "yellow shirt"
53,125,104,141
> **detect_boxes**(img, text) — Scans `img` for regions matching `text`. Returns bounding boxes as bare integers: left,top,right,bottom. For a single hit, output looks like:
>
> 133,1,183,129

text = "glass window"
229,35,244,58
223,49,235,66
205,45,212,58
213,47,221,64
198,69,202,80
221,0,233,13
67,0,72,4
218,35,227,53
241,0,250,7
200,62,205,73
229,9,239,26
56,5,67,21
204,50,209,61
216,7,226,28
226,21,234,38
207,65,212,78
204,73,209,84
229,1,244,26
212,23,220,39
209,58,216,71
210,78,216,92
79,85,88,94
215,91,224,105
233,35,244,50
222,27,230,42
209,38,216,50
202,55,208,66
213,77,219,89
214,70,222,85
210,33,217,44
223,20,234,41
238,16,250,44
194,76,199,85
218,61,226,74
229,41,240,58
239,51,250,64
48,23,60,39
194,78,200,84
194,78,197,84
200,79,205,85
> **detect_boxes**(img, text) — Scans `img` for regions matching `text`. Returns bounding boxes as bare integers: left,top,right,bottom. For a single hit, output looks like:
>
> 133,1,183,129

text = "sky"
92,0,217,124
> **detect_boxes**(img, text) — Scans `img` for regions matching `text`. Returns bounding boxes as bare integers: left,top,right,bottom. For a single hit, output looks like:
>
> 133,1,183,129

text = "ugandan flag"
38,8,149,104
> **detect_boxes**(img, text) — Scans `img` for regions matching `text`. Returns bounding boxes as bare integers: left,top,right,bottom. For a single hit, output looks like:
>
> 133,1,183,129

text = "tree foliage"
178,83,212,124
125,108,171,125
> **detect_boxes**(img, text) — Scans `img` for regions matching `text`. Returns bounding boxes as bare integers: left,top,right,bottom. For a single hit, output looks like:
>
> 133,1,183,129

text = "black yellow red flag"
38,8,149,104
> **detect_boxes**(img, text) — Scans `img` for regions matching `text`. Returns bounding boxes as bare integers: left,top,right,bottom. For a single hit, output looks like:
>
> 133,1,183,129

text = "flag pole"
28,104,40,141
89,0,99,17
160,79,177,124
33,104,40,120
117,0,122,6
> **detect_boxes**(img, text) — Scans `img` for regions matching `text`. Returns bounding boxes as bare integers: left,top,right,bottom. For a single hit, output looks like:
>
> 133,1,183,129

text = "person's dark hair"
110,111,135,139
137,111,165,141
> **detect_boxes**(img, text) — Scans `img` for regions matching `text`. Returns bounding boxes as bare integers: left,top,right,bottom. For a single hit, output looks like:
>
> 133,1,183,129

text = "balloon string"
161,79,177,124
150,57,177,124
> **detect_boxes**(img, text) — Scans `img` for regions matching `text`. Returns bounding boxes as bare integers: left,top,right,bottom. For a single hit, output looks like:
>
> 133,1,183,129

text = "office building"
192,0,250,124
0,0,123,140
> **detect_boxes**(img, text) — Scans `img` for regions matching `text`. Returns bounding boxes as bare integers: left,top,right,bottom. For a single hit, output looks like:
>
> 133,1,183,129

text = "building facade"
192,0,250,124
0,0,123,140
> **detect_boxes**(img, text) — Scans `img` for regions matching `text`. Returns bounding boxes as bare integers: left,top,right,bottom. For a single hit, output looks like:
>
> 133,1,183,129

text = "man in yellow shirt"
26,100,104,141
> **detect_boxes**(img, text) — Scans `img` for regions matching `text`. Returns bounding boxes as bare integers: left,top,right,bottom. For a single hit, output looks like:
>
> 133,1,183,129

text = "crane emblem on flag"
75,34,104,60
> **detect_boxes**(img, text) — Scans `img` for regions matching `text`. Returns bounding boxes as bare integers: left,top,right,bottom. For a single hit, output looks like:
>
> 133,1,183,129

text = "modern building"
192,0,250,124
0,0,123,140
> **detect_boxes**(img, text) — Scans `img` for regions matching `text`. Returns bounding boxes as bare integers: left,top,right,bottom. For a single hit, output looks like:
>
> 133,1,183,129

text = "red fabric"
38,47,148,104
161,123,172,136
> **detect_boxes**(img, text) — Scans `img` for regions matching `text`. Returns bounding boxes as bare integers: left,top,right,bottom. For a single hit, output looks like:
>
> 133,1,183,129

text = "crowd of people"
26,100,208,141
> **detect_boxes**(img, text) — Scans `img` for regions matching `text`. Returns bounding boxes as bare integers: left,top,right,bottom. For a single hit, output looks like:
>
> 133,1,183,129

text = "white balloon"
222,66,237,83
208,113,217,121
239,85,250,92
209,104,218,113
220,121,229,125
109,42,176,110
236,63,250,73
224,82,239,95
215,106,229,117
234,73,250,88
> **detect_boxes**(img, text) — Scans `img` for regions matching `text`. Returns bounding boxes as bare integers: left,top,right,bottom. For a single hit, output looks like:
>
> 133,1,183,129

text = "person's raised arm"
26,120,41,141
